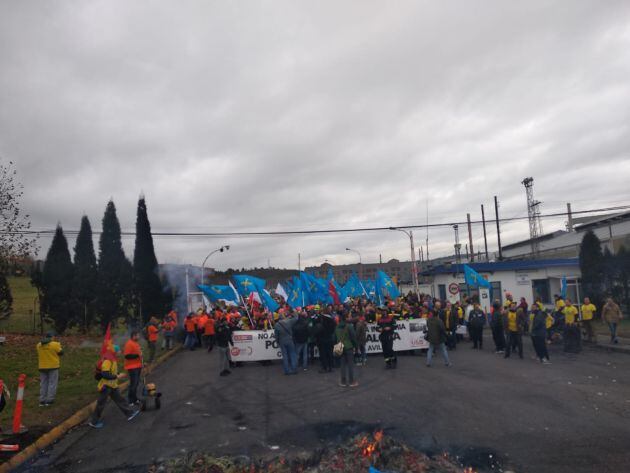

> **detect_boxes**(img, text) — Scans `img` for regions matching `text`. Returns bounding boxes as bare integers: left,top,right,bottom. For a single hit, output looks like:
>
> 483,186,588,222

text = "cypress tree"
42,225,74,333
72,215,98,331
133,196,165,324
579,230,604,305
97,200,128,332
0,272,12,320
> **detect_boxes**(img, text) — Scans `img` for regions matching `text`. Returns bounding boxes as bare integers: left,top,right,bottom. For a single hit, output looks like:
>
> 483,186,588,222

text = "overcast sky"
1,1,630,271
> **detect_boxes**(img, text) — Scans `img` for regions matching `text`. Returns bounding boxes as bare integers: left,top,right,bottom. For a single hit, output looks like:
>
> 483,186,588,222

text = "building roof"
501,230,568,251
573,210,630,230
423,258,579,275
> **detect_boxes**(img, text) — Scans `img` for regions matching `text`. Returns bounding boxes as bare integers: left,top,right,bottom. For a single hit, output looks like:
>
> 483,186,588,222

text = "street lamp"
389,227,420,296
345,247,362,280
201,245,230,285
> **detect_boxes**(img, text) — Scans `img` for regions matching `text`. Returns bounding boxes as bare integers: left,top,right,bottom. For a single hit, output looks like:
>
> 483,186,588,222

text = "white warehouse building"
422,258,582,311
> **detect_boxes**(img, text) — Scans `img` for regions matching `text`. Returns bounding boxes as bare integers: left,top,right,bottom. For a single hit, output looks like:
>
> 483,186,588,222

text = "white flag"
276,283,288,301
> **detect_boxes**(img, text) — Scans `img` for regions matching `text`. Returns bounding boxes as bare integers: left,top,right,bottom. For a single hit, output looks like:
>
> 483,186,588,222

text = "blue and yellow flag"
375,270,400,305
198,284,239,303
232,275,266,298
464,265,491,288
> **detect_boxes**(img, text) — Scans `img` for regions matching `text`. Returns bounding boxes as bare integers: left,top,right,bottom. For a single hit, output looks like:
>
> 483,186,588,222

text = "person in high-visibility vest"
184,314,197,351
145,317,160,362
36,332,63,407
89,343,140,429
203,315,216,352
123,331,143,406
162,312,177,350
580,297,597,343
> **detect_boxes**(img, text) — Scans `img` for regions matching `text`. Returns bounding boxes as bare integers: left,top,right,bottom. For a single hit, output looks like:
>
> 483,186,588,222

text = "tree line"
32,197,173,334
580,229,630,311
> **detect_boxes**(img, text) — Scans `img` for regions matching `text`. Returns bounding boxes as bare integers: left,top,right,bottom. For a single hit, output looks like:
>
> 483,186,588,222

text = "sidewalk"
591,335,630,355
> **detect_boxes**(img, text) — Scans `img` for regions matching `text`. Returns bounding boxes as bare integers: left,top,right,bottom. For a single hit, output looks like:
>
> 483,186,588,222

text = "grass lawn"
0,334,99,435
0,276,43,334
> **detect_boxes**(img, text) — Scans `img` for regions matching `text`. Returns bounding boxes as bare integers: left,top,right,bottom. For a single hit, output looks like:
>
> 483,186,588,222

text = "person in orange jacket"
184,313,197,351
203,315,216,352
145,317,160,362
162,312,177,350
123,331,143,406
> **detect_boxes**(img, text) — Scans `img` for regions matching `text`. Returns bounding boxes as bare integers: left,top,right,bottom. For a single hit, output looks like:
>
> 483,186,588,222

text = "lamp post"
345,247,362,280
389,227,419,296
201,245,230,285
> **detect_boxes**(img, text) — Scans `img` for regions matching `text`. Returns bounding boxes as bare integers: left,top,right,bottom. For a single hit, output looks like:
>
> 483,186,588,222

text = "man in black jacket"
215,316,234,376
292,311,310,371
316,312,336,373
468,302,486,350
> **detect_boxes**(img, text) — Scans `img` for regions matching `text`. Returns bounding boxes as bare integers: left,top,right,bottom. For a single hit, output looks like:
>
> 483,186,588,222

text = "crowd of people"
138,291,625,387
15,288,623,429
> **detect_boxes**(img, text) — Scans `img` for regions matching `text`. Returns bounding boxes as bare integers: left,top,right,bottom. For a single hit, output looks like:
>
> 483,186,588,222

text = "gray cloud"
1,0,629,270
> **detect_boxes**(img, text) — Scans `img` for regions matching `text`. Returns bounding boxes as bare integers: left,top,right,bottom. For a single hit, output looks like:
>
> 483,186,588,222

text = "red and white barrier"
12,374,27,434
0,444,19,452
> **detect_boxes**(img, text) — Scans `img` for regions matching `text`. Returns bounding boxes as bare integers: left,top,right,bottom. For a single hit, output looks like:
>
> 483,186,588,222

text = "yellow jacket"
98,359,120,391
37,340,63,370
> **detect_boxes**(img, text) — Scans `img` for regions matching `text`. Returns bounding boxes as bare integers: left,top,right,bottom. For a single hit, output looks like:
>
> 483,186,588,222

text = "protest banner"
229,318,430,362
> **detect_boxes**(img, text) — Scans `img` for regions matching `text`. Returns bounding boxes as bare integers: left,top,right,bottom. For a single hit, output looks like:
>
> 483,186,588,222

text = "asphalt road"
19,338,630,473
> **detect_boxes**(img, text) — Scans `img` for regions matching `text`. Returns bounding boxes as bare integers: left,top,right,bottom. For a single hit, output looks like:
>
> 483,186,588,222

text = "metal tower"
453,224,462,264
521,177,544,256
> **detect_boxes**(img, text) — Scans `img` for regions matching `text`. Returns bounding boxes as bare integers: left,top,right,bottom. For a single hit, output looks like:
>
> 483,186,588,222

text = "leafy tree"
0,160,38,320
41,225,74,333
97,200,129,332
132,196,165,324
72,215,98,331
579,230,604,305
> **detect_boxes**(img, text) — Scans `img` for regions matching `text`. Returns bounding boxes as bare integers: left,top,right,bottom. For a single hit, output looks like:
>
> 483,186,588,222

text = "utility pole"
494,196,503,260
298,253,301,272
566,203,574,231
466,213,474,262
453,224,462,264
481,204,489,261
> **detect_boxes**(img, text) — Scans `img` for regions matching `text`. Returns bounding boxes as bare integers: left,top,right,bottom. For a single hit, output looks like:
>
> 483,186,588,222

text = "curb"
591,343,630,355
0,346,182,473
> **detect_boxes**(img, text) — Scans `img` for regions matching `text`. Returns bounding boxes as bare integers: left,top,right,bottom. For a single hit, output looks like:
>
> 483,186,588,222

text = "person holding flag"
89,330,140,429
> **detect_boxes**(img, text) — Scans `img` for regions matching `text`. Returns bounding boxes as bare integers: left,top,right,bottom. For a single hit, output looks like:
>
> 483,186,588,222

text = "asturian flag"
198,284,239,304
463,265,491,289
375,270,400,305
232,275,266,298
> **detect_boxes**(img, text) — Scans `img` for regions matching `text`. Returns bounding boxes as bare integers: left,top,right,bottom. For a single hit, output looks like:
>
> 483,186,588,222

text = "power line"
3,204,630,238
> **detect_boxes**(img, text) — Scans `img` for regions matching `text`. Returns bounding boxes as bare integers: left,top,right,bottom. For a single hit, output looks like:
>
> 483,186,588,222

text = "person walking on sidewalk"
602,297,623,344
36,332,63,407
123,331,143,406
89,344,140,429
426,312,451,367
335,313,358,387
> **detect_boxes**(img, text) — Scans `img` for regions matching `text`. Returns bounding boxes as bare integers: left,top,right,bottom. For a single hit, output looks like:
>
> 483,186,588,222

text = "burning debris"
150,431,493,473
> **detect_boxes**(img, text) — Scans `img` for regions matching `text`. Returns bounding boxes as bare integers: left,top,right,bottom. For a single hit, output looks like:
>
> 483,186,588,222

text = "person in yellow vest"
36,332,63,407
89,343,140,429
503,293,514,311
503,303,525,359
580,297,597,343
563,299,581,353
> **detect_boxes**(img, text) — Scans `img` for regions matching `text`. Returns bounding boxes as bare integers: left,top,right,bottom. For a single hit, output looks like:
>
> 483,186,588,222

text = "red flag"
328,280,341,305
100,323,112,356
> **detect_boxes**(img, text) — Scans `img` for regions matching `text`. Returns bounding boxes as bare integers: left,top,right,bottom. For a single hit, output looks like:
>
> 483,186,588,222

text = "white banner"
229,318,430,362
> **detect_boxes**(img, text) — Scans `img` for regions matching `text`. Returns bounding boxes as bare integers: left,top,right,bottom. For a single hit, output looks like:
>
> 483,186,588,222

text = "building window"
438,284,447,301
459,283,479,303
532,279,550,304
